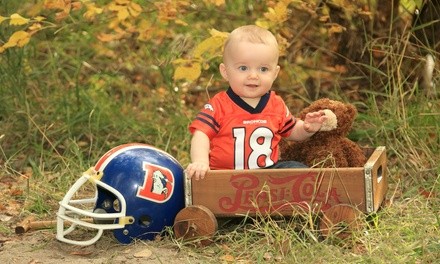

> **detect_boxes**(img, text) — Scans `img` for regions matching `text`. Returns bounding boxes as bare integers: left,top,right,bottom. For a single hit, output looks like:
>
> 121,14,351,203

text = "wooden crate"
185,146,387,217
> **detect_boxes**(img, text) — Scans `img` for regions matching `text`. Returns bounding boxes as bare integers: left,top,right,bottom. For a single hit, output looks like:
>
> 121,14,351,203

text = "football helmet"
56,143,185,246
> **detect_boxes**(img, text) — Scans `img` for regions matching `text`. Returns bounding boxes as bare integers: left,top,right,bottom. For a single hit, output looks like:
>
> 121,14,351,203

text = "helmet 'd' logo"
137,162,174,203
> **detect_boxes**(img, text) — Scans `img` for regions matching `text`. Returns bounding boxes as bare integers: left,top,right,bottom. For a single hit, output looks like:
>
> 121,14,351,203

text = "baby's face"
220,40,280,104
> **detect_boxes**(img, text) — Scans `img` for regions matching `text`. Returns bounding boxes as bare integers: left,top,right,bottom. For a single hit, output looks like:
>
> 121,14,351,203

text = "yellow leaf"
137,20,153,41
193,36,226,58
265,3,288,24
84,3,103,20
3,31,31,49
34,16,46,22
264,7,277,20
209,28,229,38
0,46,5,53
174,19,188,26
44,0,68,10
118,8,129,20
255,19,270,29
9,13,29,26
72,1,82,11
108,18,120,30
258,0,293,28
14,31,31,47
173,59,202,81
128,2,142,17
28,23,43,32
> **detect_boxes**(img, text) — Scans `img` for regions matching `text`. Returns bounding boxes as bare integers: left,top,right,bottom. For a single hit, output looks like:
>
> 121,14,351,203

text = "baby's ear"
219,63,228,80
274,65,280,78
319,109,337,131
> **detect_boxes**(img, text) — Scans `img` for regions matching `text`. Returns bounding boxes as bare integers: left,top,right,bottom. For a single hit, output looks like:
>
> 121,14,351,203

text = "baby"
186,25,326,180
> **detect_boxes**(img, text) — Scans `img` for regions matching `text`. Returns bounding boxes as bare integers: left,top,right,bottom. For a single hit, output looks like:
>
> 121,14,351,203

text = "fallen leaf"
0,214,12,222
44,0,69,10
9,13,29,25
133,248,152,258
3,30,31,48
173,59,202,81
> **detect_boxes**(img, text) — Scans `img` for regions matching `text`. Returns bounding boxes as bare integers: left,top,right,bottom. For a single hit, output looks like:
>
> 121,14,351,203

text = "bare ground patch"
0,229,206,264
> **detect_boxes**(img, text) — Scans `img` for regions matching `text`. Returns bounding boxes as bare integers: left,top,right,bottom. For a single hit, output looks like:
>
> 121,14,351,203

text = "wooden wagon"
173,146,388,242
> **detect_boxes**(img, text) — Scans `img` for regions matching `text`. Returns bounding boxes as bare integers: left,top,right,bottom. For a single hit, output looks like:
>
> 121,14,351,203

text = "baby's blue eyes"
237,66,270,72
238,66,248,71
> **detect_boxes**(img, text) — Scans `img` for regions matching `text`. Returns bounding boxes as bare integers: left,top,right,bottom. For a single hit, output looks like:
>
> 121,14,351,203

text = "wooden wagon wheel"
319,204,363,239
173,205,218,246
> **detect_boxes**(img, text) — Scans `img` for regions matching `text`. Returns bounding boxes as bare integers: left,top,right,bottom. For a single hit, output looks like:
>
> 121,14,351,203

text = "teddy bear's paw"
319,109,338,131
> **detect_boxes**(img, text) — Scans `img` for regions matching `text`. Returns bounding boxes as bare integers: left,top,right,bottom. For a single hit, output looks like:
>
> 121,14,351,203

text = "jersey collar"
226,87,270,114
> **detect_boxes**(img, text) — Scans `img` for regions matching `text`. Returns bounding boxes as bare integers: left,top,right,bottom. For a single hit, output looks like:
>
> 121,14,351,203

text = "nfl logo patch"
137,162,175,203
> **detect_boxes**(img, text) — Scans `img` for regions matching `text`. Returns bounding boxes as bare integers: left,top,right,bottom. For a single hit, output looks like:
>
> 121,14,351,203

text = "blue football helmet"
57,143,185,246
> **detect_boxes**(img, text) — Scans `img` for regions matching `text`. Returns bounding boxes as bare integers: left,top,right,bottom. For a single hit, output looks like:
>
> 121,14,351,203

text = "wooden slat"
190,147,387,216
367,147,388,211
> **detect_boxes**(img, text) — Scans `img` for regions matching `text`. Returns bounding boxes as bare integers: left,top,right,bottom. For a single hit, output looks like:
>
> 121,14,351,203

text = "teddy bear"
281,98,367,168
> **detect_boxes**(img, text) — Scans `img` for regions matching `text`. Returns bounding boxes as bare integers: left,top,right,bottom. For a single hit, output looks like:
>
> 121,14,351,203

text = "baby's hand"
186,162,210,180
303,110,327,133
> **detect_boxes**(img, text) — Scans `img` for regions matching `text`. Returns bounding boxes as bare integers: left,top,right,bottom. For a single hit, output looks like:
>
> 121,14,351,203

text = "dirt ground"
0,173,208,263
0,228,205,264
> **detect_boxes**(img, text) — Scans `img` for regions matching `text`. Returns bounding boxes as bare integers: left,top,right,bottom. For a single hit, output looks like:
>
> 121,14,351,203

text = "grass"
1,1,440,263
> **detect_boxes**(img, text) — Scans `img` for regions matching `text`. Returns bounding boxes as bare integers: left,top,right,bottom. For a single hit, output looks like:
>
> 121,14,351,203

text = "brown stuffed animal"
281,98,367,167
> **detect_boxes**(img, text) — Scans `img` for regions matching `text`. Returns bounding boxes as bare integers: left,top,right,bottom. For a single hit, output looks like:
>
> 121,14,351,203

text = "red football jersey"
189,88,296,170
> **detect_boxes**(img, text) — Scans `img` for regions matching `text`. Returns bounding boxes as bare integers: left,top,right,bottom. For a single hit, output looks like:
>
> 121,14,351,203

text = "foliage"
0,0,439,263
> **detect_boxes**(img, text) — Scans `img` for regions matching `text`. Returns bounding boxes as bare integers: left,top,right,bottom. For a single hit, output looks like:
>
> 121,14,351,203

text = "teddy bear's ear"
320,109,338,131
348,104,357,116
346,103,358,119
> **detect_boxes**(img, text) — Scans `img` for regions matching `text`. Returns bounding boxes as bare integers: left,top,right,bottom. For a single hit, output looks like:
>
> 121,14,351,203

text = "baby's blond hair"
223,25,279,59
